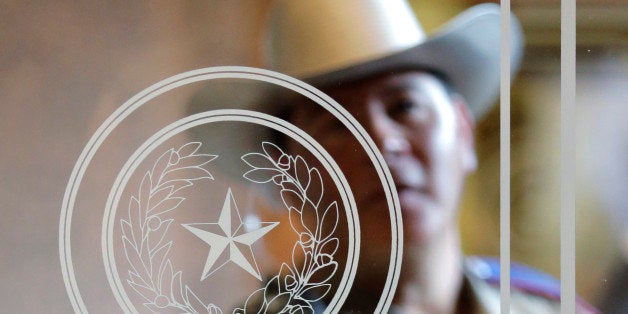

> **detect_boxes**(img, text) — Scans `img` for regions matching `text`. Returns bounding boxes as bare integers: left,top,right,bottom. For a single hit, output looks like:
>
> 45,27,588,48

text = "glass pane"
576,1,628,313
510,0,564,301
11,1,621,313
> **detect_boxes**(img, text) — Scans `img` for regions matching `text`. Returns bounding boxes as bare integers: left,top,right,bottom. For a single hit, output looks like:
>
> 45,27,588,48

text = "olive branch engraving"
120,142,222,313
236,142,340,314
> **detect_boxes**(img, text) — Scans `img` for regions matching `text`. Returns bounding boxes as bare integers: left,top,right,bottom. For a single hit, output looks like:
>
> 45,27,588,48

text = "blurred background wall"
1,0,625,311
1,2,269,311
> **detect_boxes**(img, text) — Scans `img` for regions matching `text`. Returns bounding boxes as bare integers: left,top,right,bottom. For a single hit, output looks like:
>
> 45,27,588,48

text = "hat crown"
264,0,426,78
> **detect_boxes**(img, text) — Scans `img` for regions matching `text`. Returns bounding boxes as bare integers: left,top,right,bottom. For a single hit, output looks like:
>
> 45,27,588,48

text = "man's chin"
398,190,444,244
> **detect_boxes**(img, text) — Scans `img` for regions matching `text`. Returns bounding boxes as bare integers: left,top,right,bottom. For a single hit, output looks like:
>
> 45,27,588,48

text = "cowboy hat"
263,0,524,118
185,1,524,177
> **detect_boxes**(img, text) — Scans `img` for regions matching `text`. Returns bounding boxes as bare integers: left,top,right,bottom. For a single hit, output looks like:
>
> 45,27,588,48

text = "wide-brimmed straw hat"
263,0,524,118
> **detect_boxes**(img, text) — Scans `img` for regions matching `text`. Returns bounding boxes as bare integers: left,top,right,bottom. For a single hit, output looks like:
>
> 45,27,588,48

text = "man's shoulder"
464,256,599,314
465,256,561,300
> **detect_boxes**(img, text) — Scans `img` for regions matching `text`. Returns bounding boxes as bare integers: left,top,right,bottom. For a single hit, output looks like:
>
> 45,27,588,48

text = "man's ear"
451,94,477,173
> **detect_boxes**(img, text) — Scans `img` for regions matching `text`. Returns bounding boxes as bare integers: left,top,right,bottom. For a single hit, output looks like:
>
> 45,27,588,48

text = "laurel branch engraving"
237,142,339,314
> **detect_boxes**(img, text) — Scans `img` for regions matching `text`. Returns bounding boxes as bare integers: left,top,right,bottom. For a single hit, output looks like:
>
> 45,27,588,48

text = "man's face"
289,71,477,246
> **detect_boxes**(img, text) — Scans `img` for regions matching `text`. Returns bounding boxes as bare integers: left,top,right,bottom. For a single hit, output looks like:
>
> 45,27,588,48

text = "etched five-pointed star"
182,188,278,281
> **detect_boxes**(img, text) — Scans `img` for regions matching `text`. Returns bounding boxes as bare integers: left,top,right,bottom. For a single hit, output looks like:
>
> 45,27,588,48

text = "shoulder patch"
465,256,600,314
466,256,560,300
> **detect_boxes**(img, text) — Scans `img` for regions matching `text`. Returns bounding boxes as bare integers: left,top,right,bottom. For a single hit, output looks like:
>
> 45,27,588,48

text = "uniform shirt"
462,256,599,314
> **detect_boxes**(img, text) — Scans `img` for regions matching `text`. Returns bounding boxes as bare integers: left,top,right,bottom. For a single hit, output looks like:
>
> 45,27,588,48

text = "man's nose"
365,112,412,159
382,137,411,157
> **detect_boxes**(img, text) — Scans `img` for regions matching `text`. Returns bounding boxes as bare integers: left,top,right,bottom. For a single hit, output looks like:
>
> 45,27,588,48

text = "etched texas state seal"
60,67,402,313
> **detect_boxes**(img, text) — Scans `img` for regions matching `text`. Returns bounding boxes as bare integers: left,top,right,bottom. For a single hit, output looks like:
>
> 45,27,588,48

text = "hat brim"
302,3,524,119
